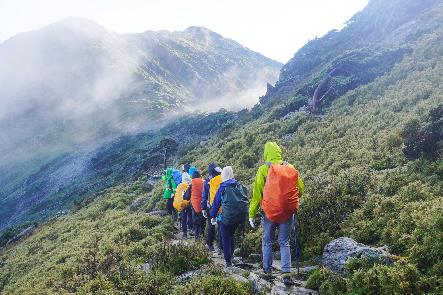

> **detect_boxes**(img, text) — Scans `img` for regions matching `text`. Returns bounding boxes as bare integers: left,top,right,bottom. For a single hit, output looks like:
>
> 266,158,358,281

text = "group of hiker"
162,141,304,282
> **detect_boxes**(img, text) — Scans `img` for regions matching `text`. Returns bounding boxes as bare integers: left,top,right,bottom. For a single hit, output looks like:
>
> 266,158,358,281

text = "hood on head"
183,163,191,173
189,166,197,178
182,173,191,184
263,142,283,162
192,170,201,179
208,163,221,177
221,166,235,182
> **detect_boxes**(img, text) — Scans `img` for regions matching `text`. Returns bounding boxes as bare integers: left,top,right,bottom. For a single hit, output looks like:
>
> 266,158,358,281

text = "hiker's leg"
187,208,193,231
166,198,173,215
262,215,276,272
192,208,198,237
206,218,215,248
278,215,293,273
181,210,188,236
194,211,203,239
220,223,231,265
217,221,224,250
221,223,237,265
230,223,239,257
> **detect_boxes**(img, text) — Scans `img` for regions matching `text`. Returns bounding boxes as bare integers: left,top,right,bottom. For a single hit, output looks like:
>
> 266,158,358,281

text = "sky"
0,0,369,63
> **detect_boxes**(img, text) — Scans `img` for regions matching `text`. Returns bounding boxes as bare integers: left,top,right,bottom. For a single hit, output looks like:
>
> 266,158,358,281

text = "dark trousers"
166,198,177,222
181,206,192,235
192,208,205,239
166,198,174,215
220,222,239,265
206,218,223,250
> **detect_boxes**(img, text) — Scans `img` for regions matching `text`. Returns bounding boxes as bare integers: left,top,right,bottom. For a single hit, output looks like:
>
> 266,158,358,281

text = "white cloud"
0,0,369,62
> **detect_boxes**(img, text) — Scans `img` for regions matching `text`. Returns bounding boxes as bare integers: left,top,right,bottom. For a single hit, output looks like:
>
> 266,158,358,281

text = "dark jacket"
200,163,219,211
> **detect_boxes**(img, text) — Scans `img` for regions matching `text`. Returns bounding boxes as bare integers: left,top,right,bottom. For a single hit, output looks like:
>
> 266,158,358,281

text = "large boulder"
322,237,392,273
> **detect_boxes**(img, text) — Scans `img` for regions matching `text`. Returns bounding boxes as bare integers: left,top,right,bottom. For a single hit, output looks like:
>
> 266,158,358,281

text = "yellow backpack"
173,183,190,212
209,175,222,214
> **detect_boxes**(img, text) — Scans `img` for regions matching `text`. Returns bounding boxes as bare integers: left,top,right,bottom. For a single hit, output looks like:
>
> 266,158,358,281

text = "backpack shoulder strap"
266,162,272,168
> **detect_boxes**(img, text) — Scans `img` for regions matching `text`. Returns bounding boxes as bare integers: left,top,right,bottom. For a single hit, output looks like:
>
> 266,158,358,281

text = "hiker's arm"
201,180,209,210
209,187,222,219
249,165,266,219
183,185,191,201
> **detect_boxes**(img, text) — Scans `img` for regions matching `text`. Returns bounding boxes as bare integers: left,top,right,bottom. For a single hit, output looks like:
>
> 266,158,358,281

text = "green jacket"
163,168,177,199
249,142,304,218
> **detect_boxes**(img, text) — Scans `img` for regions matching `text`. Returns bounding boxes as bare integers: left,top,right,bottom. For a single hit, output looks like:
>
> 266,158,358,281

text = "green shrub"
173,274,253,295
306,267,346,294
347,260,424,295
148,242,209,275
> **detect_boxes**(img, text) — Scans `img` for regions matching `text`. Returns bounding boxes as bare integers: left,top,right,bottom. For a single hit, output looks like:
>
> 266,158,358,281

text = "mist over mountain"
0,17,281,168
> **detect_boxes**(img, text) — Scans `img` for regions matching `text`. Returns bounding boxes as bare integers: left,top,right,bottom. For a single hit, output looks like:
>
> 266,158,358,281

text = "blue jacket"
210,179,237,219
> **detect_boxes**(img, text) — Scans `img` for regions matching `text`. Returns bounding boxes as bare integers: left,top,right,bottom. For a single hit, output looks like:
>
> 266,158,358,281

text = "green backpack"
221,184,249,225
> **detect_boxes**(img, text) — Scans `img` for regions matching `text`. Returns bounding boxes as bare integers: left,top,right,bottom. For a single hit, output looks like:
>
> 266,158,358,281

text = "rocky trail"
163,224,319,295
142,212,394,294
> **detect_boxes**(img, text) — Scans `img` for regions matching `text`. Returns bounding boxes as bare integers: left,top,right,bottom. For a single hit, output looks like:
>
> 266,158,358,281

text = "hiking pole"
293,214,301,274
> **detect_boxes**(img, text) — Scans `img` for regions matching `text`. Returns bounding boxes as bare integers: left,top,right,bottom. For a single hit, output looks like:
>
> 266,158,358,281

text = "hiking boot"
182,233,188,239
261,270,273,281
206,244,215,252
225,261,232,267
282,273,294,286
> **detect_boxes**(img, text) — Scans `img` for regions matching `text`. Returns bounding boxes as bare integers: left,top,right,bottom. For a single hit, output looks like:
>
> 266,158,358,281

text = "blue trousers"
262,215,293,273
220,222,239,265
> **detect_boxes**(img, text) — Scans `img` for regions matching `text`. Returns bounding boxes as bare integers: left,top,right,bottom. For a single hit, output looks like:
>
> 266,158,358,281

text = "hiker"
162,168,176,217
249,142,304,284
188,170,205,239
174,176,193,238
201,163,223,252
188,166,197,179
182,164,191,182
210,166,249,267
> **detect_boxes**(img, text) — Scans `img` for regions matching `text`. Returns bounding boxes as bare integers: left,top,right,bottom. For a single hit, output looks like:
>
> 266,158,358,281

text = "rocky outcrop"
146,210,168,217
322,237,393,273
6,226,34,246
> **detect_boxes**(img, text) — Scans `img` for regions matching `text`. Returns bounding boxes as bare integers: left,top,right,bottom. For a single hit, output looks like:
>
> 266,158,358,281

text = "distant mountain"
0,18,281,169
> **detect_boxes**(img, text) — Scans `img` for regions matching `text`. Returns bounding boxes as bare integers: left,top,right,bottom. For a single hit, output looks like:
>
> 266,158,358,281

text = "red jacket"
190,178,204,213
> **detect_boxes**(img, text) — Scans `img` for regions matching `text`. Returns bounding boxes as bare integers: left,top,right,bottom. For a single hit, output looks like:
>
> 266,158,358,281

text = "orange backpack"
261,163,299,223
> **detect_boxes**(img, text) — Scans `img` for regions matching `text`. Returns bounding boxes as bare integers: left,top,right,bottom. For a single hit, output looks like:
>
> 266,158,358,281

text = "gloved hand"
210,218,217,226
249,218,255,228
202,210,208,219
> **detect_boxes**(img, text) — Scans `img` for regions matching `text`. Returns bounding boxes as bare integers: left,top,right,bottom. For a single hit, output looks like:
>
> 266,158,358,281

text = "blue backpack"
172,169,182,186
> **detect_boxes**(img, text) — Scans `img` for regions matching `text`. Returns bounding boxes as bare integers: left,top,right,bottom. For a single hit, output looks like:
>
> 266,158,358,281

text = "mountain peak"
183,26,222,39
